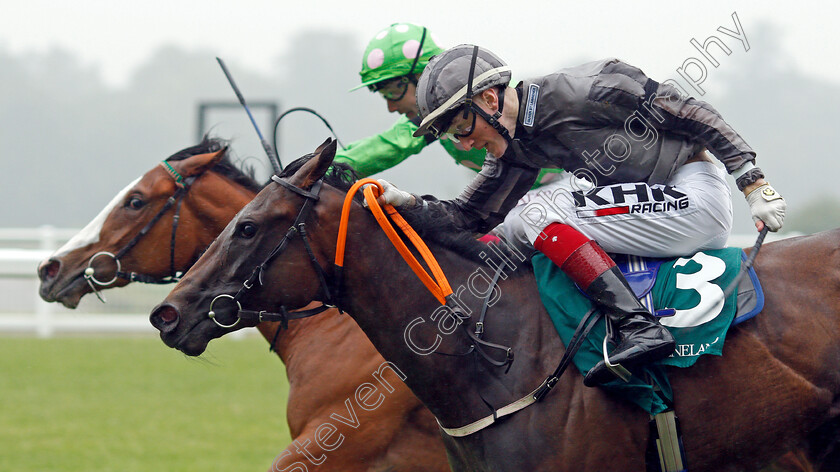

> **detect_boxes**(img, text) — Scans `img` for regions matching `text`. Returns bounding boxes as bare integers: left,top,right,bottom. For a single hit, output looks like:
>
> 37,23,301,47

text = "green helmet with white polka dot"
351,23,444,91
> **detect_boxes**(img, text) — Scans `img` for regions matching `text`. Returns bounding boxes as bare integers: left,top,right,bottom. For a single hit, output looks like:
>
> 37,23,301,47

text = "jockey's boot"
533,223,675,387
581,266,675,387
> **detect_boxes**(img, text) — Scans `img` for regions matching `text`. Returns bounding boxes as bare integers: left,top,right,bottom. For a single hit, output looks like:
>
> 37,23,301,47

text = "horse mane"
280,153,530,267
165,135,265,192
398,202,531,267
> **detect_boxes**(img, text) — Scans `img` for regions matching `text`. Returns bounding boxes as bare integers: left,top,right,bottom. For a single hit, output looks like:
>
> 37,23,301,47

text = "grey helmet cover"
414,44,512,137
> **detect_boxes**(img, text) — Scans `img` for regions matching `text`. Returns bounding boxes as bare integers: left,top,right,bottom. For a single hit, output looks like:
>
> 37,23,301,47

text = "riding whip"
216,57,283,173
724,226,770,298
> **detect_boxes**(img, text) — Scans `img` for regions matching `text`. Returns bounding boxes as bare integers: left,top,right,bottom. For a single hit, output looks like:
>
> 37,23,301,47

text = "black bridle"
83,164,198,303
207,176,338,330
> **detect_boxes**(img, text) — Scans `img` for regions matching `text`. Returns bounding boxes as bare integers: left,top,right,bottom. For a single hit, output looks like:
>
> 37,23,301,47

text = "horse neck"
332,209,560,425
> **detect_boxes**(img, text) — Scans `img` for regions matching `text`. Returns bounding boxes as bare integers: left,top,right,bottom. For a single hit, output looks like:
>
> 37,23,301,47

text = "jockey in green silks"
334,22,561,188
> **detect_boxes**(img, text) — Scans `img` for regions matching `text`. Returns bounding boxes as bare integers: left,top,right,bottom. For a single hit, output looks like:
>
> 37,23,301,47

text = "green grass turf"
0,335,291,471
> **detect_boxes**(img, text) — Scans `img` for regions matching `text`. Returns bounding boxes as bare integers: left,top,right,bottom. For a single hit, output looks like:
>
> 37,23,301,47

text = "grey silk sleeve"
586,60,756,173
420,154,540,234
646,80,756,172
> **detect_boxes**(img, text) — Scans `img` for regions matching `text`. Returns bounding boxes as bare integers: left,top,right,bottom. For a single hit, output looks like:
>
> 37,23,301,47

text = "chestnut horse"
37,138,449,472
151,139,840,472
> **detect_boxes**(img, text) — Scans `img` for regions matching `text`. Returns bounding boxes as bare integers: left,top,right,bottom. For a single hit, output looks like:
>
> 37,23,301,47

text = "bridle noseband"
83,162,198,302
207,176,337,329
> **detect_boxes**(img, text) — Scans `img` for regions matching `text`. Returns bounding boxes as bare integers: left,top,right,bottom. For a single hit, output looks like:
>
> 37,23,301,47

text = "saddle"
535,247,764,414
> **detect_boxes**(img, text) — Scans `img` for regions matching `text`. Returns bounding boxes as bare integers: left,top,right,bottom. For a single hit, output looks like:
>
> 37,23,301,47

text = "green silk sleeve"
333,115,563,189
332,116,429,178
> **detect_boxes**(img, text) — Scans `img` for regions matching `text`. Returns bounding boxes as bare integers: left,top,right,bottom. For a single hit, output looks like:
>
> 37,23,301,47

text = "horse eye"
237,222,258,239
126,197,145,210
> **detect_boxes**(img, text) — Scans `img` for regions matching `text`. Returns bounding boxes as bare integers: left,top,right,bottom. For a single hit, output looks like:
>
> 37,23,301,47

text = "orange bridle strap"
334,178,453,305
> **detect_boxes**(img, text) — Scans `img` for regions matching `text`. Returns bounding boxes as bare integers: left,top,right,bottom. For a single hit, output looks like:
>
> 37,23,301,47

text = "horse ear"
294,138,337,189
171,148,227,178
313,137,333,154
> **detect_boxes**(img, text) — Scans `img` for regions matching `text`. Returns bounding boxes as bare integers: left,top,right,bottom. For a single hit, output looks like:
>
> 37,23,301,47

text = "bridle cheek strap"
210,179,333,329
83,171,198,303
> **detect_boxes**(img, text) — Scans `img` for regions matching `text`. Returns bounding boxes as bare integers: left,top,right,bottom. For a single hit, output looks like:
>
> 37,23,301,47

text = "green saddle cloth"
532,248,743,414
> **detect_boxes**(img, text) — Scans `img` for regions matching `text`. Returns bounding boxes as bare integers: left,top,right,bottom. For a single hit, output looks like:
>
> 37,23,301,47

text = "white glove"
746,183,786,232
376,179,414,207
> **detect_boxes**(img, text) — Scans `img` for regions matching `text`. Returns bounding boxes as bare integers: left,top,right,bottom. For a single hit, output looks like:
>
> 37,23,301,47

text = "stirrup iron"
601,333,632,382
601,319,632,382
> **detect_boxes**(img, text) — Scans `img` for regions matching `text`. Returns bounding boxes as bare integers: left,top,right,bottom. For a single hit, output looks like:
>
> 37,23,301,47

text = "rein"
350,181,516,369
83,162,197,303
340,179,453,303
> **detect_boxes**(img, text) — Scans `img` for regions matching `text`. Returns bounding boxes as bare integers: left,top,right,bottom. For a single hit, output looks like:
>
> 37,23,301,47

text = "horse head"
37,138,258,308
150,138,344,355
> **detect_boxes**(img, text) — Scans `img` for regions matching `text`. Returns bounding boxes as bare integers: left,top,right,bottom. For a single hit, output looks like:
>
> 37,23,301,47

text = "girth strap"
438,308,603,437
437,384,546,437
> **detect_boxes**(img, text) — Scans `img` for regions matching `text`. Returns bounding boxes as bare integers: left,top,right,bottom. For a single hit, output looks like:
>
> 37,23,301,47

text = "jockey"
376,44,786,386
334,23,561,188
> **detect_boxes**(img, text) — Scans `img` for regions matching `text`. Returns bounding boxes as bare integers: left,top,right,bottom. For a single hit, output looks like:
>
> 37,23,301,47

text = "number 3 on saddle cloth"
532,248,764,414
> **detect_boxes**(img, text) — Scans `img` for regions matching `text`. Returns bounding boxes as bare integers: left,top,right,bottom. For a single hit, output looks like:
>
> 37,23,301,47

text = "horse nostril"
159,307,177,323
150,303,180,333
38,259,61,282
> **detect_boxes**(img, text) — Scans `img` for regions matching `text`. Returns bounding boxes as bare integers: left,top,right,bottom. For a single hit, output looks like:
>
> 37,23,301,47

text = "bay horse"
37,138,450,472
150,139,840,472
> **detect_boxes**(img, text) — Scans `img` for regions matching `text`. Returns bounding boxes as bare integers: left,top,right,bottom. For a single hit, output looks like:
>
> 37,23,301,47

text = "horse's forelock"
165,136,227,162
279,154,356,193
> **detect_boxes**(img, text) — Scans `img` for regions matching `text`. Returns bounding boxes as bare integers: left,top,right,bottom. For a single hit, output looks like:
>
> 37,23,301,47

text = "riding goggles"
429,107,477,143
369,76,412,102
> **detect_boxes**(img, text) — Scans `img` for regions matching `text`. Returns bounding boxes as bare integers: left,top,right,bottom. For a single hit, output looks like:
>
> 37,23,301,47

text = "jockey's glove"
375,179,415,207
746,183,786,232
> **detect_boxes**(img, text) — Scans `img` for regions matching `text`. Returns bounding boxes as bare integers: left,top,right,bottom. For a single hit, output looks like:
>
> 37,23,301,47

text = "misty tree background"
1,24,838,235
